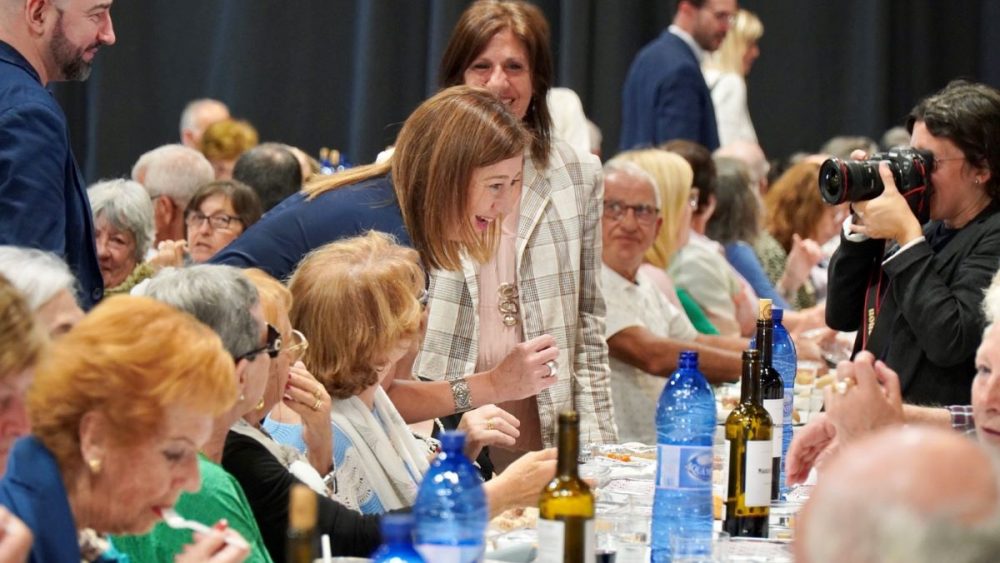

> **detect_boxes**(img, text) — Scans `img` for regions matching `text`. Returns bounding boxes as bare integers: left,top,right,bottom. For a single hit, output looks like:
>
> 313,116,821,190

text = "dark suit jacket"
826,205,1000,405
0,41,103,309
0,437,82,562
619,30,720,151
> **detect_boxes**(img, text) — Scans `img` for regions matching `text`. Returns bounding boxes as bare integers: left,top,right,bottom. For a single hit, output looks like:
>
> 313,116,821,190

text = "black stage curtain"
54,0,1000,183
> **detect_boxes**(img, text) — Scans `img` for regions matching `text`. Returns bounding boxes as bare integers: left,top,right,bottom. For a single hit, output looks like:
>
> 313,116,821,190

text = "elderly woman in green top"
88,179,157,296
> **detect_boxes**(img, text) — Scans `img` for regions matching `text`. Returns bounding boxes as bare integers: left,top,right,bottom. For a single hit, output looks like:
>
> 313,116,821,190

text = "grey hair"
603,158,662,208
131,144,215,207
0,246,78,310
706,156,760,245
87,179,155,261
142,265,259,358
180,98,228,138
982,269,1000,329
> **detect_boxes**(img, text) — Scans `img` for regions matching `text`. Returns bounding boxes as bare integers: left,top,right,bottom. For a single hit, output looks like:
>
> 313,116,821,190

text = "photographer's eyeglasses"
235,323,282,362
186,210,242,231
603,200,660,225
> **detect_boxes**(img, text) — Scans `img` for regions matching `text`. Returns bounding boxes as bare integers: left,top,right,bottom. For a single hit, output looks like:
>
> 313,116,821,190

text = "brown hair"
289,232,423,400
764,161,824,252
303,86,529,271
28,296,237,478
200,118,259,161
662,139,717,214
0,275,45,380
439,0,552,168
186,180,264,231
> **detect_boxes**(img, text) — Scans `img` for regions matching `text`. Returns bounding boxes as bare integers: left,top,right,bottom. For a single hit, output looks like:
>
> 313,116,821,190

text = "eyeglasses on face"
185,210,242,231
285,329,309,362
235,323,282,362
603,200,660,224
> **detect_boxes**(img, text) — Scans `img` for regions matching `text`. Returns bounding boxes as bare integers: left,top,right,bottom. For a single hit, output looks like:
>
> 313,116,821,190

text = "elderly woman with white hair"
88,179,156,296
0,246,83,337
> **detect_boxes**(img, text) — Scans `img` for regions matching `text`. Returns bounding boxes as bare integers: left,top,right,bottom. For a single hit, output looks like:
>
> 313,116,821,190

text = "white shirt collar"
668,24,706,64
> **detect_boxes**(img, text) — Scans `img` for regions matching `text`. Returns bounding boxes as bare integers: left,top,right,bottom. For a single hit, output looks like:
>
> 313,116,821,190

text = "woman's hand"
0,506,32,563
780,234,824,294
457,404,520,460
484,448,557,517
175,524,249,563
282,361,333,474
148,240,187,270
823,351,904,443
849,162,924,246
487,335,560,403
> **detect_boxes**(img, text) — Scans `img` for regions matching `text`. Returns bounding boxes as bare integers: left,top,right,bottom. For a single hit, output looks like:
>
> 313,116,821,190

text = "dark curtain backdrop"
54,0,1000,183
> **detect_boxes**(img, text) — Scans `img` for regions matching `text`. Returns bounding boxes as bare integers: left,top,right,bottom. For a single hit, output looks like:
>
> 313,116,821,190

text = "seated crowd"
2,0,1000,562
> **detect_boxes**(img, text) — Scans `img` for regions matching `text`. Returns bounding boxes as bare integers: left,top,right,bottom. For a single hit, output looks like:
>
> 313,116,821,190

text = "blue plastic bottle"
772,308,796,500
413,431,487,563
372,513,427,563
651,351,717,562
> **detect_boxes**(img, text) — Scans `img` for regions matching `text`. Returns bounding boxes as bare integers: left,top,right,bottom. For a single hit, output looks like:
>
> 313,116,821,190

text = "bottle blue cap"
679,350,698,366
380,513,414,540
773,307,784,321
439,430,466,451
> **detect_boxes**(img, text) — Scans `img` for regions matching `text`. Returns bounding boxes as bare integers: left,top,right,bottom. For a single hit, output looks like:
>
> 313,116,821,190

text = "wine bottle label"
535,517,594,563
415,543,483,563
763,398,783,457
745,440,772,507
656,444,712,490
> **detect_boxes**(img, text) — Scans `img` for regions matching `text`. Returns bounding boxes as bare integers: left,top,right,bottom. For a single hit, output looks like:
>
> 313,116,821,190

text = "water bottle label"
415,543,482,563
763,399,783,457
745,440,772,508
535,518,594,563
657,444,712,490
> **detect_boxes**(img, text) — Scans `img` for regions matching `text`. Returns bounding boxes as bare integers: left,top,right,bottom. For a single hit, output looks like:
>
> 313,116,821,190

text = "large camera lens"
818,157,882,204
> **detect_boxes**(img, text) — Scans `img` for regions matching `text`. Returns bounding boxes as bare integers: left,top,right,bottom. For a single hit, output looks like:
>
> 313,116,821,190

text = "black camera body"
818,148,933,223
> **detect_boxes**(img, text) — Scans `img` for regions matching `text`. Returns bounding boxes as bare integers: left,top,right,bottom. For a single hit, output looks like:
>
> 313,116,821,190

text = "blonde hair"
612,149,694,268
28,296,237,477
705,9,763,76
303,86,529,271
200,118,259,161
242,268,293,339
0,275,46,381
289,232,423,400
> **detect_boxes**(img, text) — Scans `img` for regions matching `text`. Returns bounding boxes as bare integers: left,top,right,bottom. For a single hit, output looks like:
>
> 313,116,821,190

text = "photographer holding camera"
825,80,1000,406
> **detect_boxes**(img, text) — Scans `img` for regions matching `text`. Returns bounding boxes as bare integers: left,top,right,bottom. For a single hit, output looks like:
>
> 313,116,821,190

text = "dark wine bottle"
722,349,772,538
537,411,595,562
755,299,785,500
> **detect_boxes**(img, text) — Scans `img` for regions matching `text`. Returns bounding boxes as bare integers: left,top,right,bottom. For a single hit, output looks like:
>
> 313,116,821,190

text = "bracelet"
449,376,473,413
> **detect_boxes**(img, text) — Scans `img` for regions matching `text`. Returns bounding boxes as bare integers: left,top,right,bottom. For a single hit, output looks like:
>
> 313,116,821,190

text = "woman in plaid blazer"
416,0,619,452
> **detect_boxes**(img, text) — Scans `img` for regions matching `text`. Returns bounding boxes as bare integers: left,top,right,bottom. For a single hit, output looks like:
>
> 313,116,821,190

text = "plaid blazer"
416,141,619,448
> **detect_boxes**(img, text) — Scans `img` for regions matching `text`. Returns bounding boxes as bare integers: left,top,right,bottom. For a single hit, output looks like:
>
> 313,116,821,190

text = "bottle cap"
439,430,467,451
758,298,772,321
558,410,580,424
679,350,698,366
742,349,761,362
773,307,784,321
380,513,415,541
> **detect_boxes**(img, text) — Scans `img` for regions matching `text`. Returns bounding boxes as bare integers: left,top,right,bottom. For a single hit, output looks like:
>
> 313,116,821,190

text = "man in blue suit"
620,0,736,152
0,0,117,309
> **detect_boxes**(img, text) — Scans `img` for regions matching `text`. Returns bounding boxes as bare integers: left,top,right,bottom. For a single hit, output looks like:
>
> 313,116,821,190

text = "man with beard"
0,0,116,310
620,0,736,151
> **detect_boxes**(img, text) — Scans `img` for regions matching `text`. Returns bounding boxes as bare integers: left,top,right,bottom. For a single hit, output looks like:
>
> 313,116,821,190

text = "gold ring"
486,418,496,431
834,377,857,395
313,387,323,401
311,398,322,411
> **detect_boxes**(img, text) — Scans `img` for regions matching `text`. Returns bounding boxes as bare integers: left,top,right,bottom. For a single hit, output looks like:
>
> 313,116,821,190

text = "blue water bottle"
772,308,796,499
413,431,487,562
372,514,427,563
651,351,717,562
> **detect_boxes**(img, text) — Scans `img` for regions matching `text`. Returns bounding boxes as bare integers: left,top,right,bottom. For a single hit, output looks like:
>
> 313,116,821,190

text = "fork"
155,507,249,549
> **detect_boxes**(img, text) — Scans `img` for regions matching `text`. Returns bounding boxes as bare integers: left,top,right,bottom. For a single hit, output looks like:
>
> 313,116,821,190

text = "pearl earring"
87,458,102,474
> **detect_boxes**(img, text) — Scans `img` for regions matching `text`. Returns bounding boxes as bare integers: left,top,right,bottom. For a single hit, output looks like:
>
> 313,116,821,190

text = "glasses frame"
603,200,661,225
285,329,309,363
185,210,242,231
235,323,282,362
